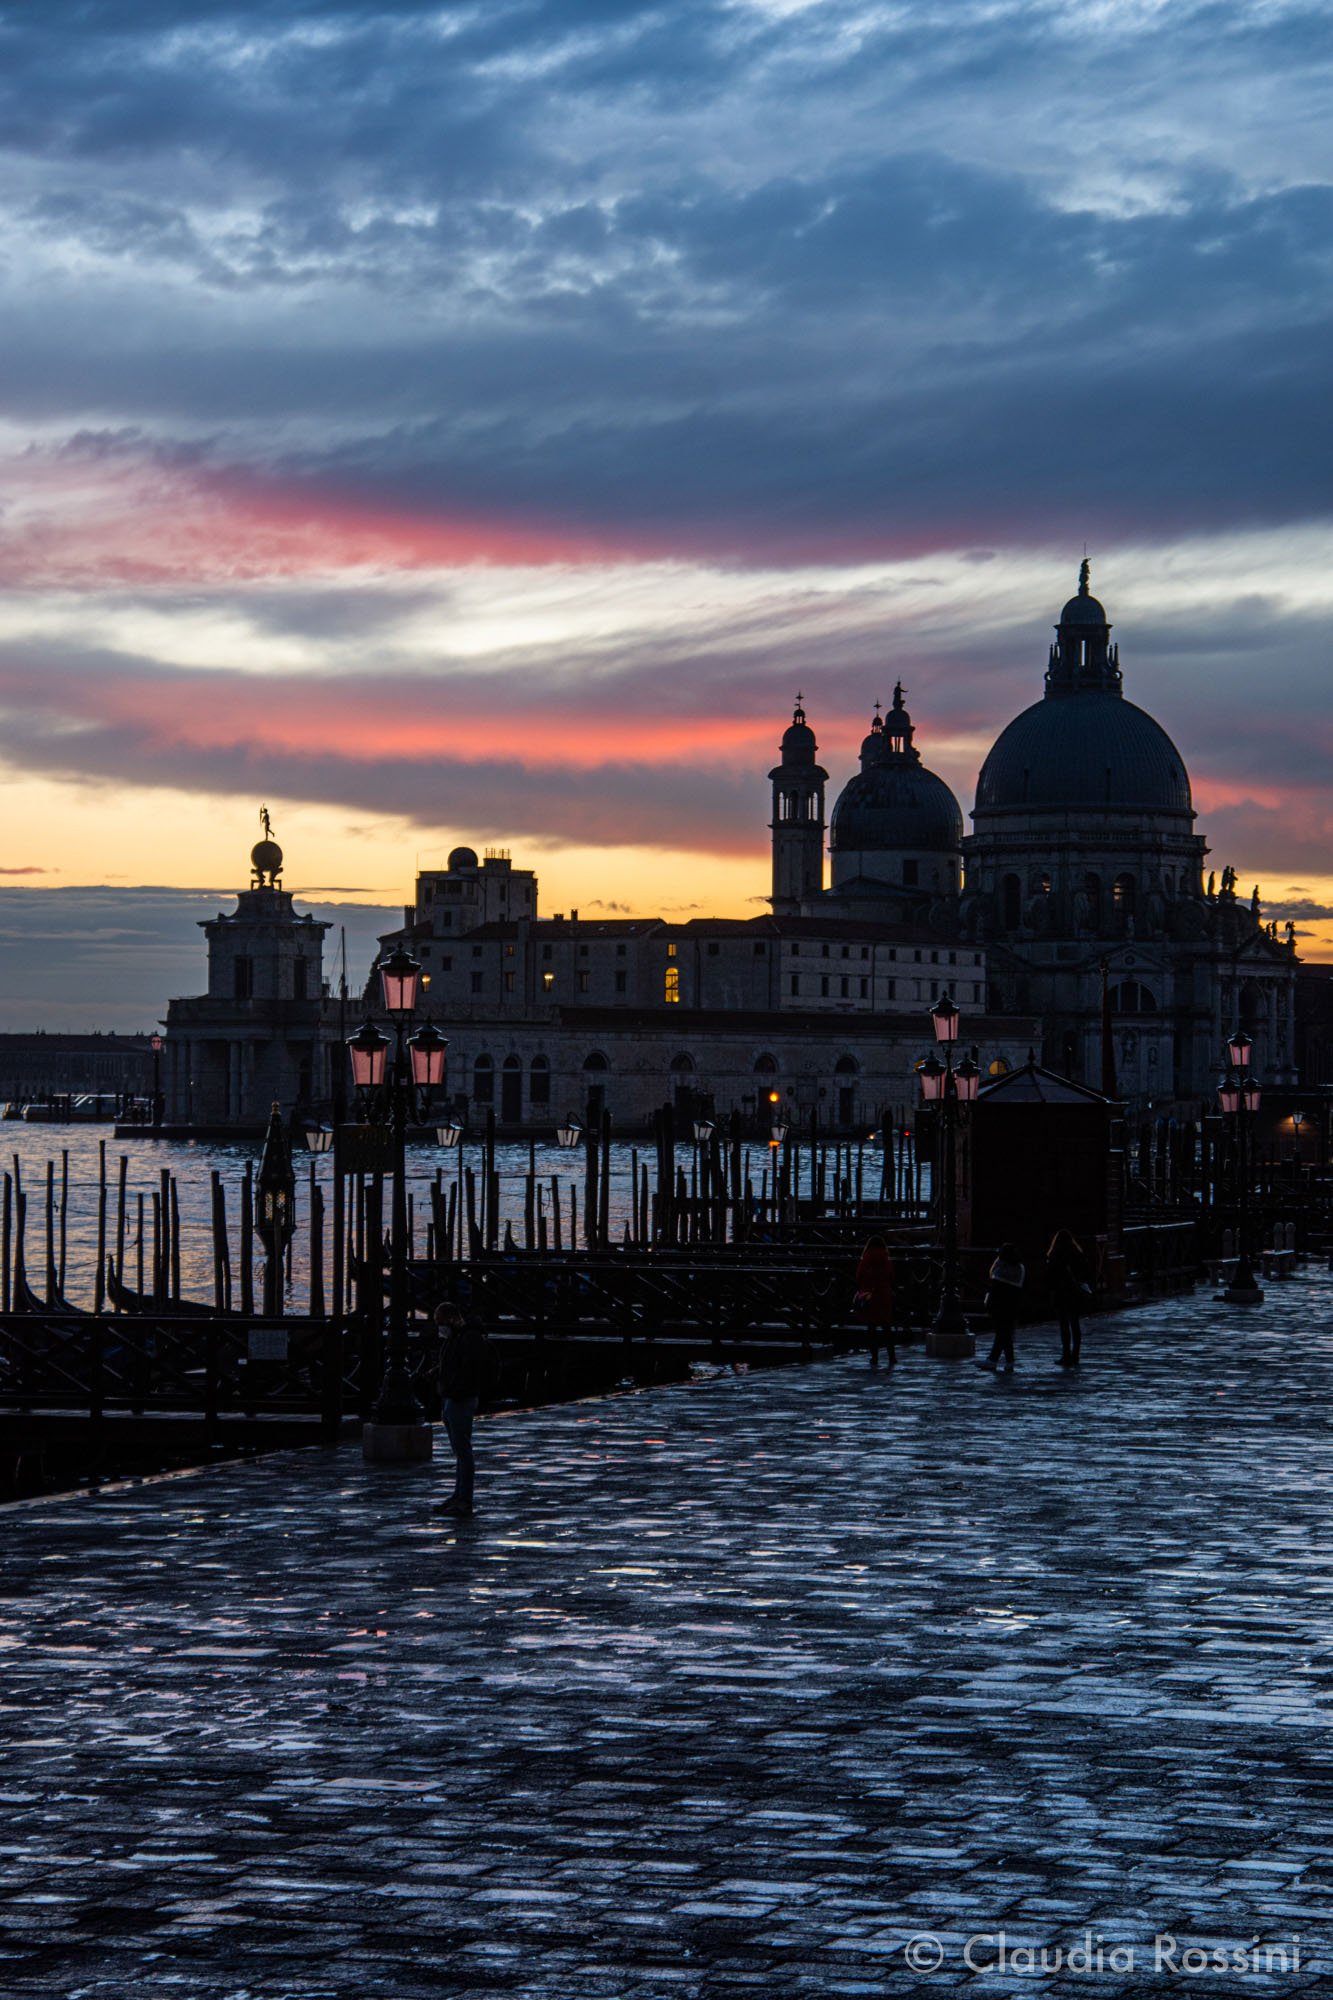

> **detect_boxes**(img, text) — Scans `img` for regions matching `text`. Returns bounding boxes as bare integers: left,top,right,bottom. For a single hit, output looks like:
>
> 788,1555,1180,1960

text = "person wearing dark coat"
980,1244,1025,1372
434,1303,494,1517
853,1236,896,1367
1046,1228,1092,1368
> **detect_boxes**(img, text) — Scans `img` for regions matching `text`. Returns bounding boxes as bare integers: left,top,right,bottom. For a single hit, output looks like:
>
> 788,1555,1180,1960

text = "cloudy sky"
0,0,1331,1025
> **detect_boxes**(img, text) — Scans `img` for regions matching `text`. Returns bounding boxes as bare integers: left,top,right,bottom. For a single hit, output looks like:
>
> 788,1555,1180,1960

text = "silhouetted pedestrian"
981,1243,1025,1372
853,1234,896,1367
1046,1228,1092,1368
434,1301,494,1518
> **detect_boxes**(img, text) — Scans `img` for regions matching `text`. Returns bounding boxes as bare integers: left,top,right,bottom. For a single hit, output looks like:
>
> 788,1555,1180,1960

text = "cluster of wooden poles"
0,1111,932,1319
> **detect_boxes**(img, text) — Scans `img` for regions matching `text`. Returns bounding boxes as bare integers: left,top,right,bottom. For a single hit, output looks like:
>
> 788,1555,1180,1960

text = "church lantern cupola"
769,695,828,913
1044,558,1122,697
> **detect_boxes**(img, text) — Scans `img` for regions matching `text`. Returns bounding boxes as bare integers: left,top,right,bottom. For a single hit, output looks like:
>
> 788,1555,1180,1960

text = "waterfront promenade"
4,1277,1333,1998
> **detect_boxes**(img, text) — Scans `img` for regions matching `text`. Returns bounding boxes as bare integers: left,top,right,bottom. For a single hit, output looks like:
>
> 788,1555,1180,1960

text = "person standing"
1046,1228,1092,1368
434,1301,494,1518
981,1243,1025,1372
853,1234,896,1367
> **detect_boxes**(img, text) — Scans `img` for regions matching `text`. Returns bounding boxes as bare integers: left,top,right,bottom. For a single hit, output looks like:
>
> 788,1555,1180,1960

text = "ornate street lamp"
435,1120,463,1149
351,949,448,1460
556,1117,584,1149
1218,1033,1263,1305
348,1018,390,1090
303,1125,335,1155
921,992,976,1358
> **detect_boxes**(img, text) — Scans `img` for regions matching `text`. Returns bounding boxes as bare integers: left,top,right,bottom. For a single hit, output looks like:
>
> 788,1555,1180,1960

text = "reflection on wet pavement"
4,1275,1333,1993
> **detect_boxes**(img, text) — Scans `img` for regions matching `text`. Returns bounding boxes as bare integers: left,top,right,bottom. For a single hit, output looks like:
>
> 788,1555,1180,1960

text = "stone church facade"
163,565,1297,1131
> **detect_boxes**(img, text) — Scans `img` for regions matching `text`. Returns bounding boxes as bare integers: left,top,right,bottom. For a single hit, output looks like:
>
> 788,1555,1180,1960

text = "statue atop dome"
251,804,284,889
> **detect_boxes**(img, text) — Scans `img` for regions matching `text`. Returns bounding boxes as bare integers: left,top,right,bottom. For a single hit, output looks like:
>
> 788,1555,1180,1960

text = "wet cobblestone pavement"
5,1276,1333,1999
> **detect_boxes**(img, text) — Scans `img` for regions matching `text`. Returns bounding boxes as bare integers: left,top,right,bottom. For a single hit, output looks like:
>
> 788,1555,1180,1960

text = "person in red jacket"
853,1235,895,1368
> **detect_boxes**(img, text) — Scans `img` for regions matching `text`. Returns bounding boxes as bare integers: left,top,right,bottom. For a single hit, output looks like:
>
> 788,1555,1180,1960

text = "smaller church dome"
447,846,480,871
780,699,818,761
830,687,963,857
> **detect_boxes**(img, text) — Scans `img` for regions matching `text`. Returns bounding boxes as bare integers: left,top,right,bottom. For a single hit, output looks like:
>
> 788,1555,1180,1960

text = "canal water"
3,1125,919,1312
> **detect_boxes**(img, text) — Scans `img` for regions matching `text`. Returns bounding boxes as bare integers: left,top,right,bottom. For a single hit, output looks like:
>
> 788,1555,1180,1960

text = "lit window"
504,971,515,993
665,966,680,1004
542,971,555,991
667,942,678,959
578,972,590,993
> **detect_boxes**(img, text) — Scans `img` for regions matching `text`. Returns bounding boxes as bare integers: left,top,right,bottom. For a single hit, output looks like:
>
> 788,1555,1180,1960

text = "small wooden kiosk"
957,1061,1125,1293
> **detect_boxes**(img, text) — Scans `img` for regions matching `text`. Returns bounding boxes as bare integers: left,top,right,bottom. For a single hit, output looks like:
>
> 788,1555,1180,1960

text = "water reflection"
2,1124,923,1310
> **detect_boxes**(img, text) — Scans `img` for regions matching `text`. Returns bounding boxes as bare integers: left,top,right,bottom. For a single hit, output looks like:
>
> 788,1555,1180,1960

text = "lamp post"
351,946,449,1461
1219,1030,1263,1305
920,993,979,1358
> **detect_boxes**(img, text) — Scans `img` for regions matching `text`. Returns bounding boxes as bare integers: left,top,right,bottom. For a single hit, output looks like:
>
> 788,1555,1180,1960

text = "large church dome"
977,693,1192,813
830,687,963,855
974,562,1192,817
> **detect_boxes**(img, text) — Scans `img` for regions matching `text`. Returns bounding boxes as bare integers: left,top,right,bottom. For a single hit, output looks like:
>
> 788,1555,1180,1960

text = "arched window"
1113,874,1136,917
664,966,680,1004
670,1053,695,1074
1109,980,1158,1015
472,1054,493,1104
754,1053,778,1076
529,1054,550,1106
987,1058,1011,1077
1001,873,1022,930
500,1054,522,1121
583,1050,610,1073
834,1055,859,1075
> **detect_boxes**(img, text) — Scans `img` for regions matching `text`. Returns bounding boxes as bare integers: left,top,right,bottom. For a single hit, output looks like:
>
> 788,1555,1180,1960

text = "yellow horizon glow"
2,769,1333,961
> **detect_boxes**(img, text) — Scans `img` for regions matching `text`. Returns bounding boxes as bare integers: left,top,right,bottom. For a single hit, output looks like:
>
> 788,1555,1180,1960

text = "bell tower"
769,697,828,913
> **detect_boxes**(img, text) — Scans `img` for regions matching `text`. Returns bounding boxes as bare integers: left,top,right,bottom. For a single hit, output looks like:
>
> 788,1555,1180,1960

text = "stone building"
163,830,332,1128
161,564,1299,1132
960,563,1297,1100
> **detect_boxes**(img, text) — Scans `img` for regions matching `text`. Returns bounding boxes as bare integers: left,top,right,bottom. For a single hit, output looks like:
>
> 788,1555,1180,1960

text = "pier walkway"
5,1277,1333,1997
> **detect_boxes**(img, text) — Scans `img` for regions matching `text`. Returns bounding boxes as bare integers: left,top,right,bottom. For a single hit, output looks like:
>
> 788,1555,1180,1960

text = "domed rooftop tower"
769,696,828,914
963,563,1206,940
826,685,963,908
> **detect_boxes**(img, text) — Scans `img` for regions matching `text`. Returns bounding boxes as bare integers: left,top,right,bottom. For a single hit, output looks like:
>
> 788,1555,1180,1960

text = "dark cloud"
0,3,1326,550
0,885,398,1031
